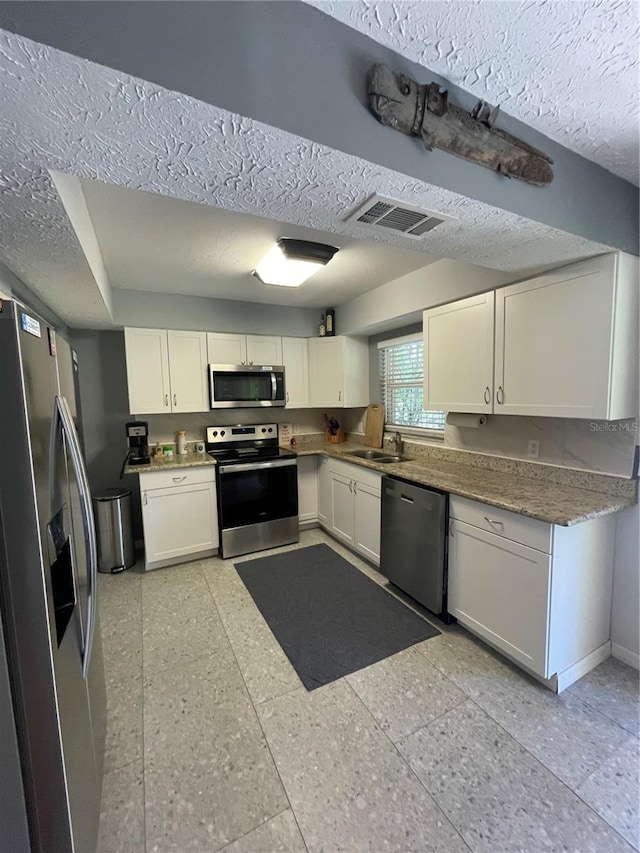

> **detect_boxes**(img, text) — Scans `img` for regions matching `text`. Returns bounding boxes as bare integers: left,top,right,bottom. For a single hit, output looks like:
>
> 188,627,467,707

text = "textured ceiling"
0,29,612,327
80,179,431,307
308,0,640,186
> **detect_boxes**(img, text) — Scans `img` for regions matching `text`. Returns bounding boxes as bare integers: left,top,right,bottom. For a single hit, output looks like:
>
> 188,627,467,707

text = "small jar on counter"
163,444,174,459
176,430,187,455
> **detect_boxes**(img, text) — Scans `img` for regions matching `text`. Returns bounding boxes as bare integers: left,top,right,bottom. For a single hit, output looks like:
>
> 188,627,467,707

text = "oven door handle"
219,459,297,474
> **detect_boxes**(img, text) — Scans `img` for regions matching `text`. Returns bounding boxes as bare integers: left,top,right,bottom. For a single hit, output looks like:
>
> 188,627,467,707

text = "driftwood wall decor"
368,64,553,186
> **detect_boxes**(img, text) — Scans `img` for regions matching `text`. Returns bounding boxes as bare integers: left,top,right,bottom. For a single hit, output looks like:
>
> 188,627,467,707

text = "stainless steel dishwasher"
380,475,449,619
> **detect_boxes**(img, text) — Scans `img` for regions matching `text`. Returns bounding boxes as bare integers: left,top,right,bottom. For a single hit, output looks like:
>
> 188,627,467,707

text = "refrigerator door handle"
55,395,98,679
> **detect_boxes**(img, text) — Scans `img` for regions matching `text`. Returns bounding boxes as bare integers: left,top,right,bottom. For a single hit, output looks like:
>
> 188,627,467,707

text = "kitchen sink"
345,450,412,463
346,449,390,460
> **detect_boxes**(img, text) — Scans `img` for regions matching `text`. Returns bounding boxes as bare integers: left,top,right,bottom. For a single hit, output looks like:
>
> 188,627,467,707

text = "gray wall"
112,289,319,336
0,263,69,335
611,505,640,662
1,1,637,255
71,330,143,538
368,322,422,403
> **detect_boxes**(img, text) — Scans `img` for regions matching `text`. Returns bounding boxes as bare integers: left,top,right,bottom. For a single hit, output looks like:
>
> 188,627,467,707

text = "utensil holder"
326,428,346,444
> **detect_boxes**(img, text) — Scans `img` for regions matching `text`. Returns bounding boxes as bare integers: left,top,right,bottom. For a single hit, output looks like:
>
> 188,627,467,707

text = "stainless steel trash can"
93,488,135,573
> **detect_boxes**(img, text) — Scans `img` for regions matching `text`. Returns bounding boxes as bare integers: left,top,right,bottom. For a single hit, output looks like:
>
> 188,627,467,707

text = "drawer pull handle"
164,394,169,407
143,492,147,506
484,386,491,404
496,385,504,405
172,476,187,483
484,515,504,528
449,520,454,537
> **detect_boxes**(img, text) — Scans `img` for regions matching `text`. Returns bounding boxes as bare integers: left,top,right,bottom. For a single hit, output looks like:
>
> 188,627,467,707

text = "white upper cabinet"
124,328,172,414
206,333,283,366
125,328,208,415
423,292,495,414
246,335,282,366
206,332,246,365
494,253,639,419
166,331,209,413
308,336,369,408
423,253,638,421
282,337,309,408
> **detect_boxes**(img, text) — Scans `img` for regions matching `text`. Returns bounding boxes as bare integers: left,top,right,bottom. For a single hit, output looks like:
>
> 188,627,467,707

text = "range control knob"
220,430,226,437
261,428,266,433
212,431,218,437
268,427,273,433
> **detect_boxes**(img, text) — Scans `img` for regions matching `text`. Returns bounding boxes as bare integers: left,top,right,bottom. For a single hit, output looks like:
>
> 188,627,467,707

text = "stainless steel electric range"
206,423,299,559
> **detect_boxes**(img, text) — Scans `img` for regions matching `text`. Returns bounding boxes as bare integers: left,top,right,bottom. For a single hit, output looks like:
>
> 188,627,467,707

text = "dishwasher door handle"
400,494,414,504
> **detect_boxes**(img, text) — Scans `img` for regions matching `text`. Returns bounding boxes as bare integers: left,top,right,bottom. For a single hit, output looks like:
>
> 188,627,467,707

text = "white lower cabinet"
448,520,551,675
353,479,383,565
448,495,615,690
139,468,219,570
317,456,332,527
296,456,318,525
321,459,382,566
331,472,356,546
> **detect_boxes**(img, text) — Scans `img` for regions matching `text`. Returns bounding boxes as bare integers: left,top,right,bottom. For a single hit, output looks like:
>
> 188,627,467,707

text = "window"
378,334,445,433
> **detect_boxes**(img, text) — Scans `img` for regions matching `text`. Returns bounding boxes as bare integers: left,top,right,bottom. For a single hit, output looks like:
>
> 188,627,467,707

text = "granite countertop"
294,440,636,527
125,452,216,475
125,439,636,526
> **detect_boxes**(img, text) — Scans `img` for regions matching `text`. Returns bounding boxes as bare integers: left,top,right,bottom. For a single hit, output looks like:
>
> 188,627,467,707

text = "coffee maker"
126,421,150,465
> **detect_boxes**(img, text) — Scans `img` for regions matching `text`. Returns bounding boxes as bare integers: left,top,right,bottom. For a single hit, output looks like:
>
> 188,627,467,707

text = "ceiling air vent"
346,195,454,239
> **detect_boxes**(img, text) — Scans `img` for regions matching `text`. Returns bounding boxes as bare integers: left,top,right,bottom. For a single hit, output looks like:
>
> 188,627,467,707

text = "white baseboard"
612,642,640,670
299,519,320,531
556,641,611,692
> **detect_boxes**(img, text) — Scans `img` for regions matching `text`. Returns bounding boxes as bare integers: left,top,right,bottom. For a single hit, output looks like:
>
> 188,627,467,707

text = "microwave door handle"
55,395,98,680
271,372,277,401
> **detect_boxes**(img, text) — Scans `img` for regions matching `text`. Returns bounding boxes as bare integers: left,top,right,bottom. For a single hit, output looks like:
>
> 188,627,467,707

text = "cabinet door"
423,292,494,414
167,330,209,413
124,328,171,414
206,332,247,365
282,337,309,408
317,457,332,527
142,482,218,568
342,337,370,408
330,472,355,545
448,519,551,676
246,335,283,366
308,337,343,407
494,259,616,418
297,456,318,524
354,480,381,566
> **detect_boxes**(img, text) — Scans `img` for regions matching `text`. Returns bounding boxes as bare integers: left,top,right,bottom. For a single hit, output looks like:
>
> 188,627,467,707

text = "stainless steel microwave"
208,364,286,408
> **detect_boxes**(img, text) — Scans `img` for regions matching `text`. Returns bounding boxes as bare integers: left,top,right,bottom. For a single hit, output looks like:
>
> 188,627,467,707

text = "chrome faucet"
393,431,403,454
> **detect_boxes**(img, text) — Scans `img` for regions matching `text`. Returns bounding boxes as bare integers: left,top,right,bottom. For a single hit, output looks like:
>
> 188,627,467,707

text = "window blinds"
379,338,445,431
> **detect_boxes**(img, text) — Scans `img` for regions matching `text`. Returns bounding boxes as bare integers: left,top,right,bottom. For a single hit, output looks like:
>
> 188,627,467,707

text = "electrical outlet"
527,440,540,459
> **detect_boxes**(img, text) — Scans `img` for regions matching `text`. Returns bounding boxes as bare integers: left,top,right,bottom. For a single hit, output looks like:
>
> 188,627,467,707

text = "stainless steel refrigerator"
0,299,106,852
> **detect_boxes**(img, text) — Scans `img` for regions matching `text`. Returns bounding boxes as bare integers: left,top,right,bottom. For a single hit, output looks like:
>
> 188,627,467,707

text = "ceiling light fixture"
253,238,339,287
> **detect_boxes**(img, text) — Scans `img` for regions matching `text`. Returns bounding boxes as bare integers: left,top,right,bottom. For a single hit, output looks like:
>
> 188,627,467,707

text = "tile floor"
97,529,640,853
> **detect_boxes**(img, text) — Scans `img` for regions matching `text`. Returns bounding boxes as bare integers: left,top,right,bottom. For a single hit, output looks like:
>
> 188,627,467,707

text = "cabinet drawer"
139,466,216,492
449,495,551,553
329,458,382,493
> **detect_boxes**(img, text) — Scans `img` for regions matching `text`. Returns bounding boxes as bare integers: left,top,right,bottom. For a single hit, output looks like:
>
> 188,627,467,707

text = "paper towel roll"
446,413,487,429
